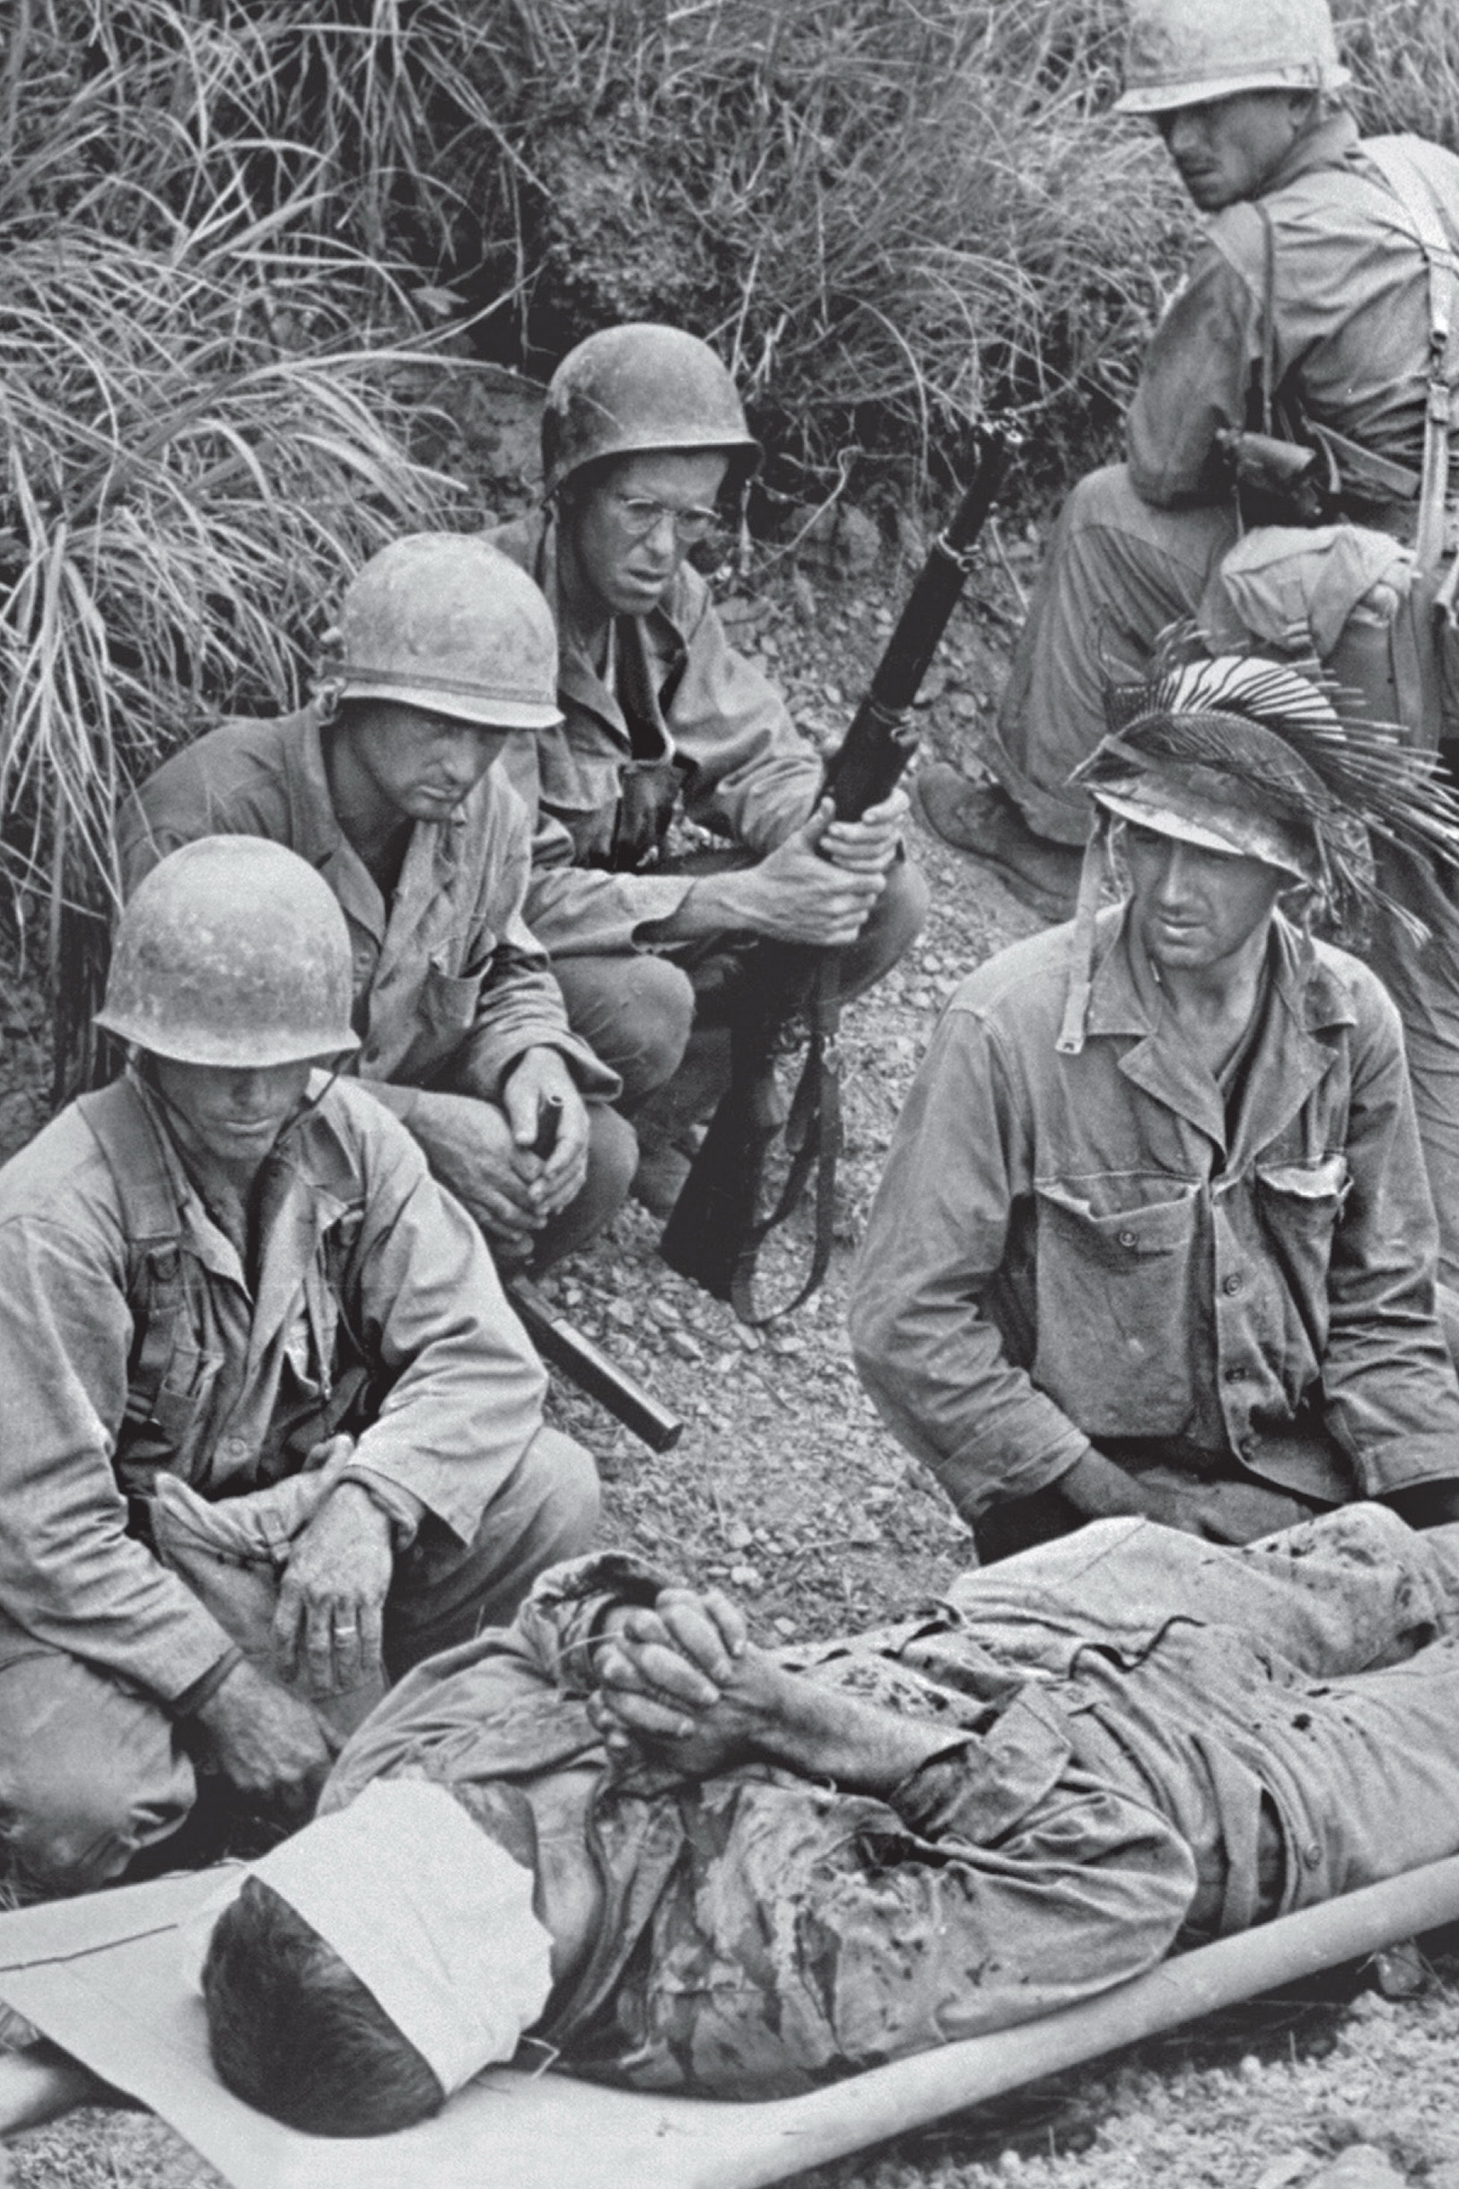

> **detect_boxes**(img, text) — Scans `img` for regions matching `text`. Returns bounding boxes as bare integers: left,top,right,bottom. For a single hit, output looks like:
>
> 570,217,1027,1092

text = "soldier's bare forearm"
733,1650,968,1794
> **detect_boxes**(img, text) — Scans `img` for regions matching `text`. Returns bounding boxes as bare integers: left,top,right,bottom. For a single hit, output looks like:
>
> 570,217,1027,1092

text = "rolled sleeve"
1320,979,1459,1491
849,1003,1092,1522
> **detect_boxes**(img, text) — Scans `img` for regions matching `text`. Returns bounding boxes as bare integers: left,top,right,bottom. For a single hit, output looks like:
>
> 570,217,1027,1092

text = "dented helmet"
323,535,560,732
1114,0,1349,115
542,324,760,499
98,837,359,1068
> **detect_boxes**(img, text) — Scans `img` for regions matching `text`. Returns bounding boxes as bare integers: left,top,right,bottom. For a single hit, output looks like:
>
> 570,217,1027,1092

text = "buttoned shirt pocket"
131,1343,226,1482
420,954,487,1045
1253,1154,1350,1347
1031,1179,1202,1434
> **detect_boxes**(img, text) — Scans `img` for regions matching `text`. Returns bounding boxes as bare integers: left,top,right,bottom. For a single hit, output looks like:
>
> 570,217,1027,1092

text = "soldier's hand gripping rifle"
659,425,1012,1322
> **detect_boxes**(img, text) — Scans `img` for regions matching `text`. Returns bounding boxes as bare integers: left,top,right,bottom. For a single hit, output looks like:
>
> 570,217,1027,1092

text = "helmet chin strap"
132,1051,348,1175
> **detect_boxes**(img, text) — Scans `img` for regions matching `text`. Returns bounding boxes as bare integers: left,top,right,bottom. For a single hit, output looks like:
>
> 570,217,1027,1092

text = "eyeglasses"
609,492,724,545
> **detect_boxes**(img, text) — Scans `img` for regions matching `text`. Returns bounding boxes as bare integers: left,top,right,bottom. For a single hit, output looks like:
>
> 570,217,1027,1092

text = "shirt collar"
1084,902,1357,1043
1254,107,1362,199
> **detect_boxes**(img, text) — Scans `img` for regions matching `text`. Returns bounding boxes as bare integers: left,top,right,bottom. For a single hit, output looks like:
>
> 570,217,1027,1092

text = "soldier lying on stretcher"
200,1503,1459,2135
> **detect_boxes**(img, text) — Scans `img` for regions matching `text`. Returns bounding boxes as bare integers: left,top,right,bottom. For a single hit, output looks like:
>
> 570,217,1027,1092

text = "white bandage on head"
186,1779,554,2098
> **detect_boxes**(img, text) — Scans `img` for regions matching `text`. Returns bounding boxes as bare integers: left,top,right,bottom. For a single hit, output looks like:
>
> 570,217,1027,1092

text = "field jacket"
488,511,824,958
118,707,615,1105
324,1548,1197,2097
0,1075,546,1704
849,906,1459,1521
1127,115,1459,511
325,1509,1459,2095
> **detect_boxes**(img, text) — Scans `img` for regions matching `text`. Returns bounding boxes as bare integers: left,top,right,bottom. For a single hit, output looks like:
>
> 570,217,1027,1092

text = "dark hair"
202,1877,445,2138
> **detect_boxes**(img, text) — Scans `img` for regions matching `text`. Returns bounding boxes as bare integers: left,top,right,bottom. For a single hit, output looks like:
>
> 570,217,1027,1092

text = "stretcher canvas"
6,1861,1459,2189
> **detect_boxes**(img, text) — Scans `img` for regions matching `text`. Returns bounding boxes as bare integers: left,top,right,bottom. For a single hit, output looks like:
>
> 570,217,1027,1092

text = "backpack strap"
75,1080,191,1439
1358,139,1459,576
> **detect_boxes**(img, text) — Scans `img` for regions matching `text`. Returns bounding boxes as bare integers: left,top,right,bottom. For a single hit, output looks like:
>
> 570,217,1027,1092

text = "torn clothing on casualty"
320,1505,1459,2099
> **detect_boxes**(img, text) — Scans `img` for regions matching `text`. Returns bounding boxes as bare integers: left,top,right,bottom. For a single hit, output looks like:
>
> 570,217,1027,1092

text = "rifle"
659,425,1012,1322
506,1096,683,1453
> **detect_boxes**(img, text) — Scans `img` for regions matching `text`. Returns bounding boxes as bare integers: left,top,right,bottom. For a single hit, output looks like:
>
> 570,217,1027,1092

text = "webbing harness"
1359,138,1459,582
76,1080,194,1449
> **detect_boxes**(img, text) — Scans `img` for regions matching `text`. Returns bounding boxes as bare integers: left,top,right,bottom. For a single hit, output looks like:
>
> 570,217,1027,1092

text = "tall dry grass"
3,0,1458,1077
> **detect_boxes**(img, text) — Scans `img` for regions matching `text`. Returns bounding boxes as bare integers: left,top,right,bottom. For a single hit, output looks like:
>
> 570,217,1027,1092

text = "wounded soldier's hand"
590,1584,761,1775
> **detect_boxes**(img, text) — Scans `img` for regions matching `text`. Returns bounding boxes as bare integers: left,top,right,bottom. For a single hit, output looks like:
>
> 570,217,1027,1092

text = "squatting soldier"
488,322,928,1213
853,657,1459,1558
121,535,633,1271
915,0,1459,1275
0,839,597,1894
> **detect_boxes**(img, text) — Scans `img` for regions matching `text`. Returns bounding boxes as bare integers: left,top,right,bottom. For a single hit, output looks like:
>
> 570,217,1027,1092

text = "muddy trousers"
968,1508,1459,1919
0,1427,598,1896
985,461,1459,1282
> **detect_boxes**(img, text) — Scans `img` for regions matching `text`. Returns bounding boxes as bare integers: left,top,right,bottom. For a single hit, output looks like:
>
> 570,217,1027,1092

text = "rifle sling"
729,955,844,1326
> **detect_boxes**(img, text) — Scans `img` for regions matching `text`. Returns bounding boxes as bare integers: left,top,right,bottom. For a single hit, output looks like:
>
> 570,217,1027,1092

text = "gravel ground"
7,542,1459,2186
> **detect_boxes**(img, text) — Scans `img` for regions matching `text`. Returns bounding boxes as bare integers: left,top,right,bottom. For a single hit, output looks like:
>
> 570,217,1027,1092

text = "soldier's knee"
1062,462,1142,531
584,1102,639,1208
608,956,697,1105
0,1706,194,1896
525,1426,602,1559
842,855,930,1000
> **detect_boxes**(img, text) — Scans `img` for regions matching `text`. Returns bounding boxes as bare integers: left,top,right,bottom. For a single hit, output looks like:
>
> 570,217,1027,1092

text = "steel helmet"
1114,0,1350,115
542,324,761,499
323,534,561,731
97,836,360,1068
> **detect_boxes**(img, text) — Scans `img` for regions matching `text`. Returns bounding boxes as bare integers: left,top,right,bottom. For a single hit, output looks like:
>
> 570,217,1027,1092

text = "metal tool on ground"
659,425,1012,1322
506,1092,683,1454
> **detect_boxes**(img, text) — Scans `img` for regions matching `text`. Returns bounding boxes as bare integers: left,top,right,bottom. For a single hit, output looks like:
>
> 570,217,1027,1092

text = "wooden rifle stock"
659,427,1012,1318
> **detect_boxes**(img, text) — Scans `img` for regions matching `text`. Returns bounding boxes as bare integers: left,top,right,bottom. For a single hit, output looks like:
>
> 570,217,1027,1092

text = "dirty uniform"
983,114,1459,1278
324,1505,1459,2098
0,1073,598,1893
118,708,631,1264
989,114,1458,842
849,905,1459,1554
487,511,927,1107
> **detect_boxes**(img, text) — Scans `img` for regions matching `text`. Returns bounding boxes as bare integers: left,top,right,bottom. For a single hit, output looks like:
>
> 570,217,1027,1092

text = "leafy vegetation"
2,0,1457,1075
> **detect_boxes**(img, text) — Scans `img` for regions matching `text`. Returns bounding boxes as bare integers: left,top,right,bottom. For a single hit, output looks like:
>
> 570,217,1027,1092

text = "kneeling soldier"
0,837,598,1895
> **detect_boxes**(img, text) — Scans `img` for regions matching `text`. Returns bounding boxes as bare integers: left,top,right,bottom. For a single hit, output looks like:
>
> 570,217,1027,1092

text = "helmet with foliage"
541,324,760,499
1074,651,1459,931
1114,0,1350,114
97,837,359,1067
321,535,560,732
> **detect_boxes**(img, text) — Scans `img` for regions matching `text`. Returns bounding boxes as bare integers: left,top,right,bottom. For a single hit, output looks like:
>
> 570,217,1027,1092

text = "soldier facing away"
917,0,1459,1278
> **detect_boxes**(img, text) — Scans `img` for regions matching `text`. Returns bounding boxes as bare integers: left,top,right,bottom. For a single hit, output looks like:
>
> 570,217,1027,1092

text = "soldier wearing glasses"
488,323,928,1214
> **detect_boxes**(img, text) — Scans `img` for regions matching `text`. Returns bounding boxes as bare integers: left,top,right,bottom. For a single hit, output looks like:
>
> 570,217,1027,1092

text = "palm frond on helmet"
1090,633,1459,938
